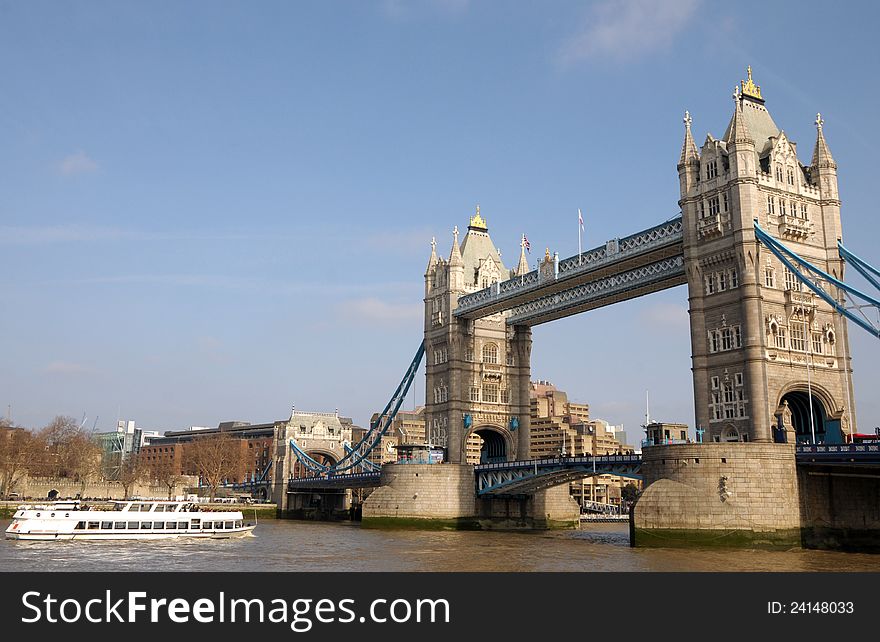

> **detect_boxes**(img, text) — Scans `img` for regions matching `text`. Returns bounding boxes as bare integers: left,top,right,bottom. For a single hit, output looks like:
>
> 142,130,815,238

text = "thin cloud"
639,302,689,329
44,361,95,375
59,151,98,175
344,297,423,324
0,224,135,245
559,0,701,65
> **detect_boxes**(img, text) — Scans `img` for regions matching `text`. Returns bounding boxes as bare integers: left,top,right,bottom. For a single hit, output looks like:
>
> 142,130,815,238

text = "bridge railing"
474,454,642,472
454,217,683,316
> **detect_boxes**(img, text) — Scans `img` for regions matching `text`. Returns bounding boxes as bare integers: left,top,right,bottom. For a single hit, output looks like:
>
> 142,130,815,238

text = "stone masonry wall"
362,463,477,523
633,443,801,546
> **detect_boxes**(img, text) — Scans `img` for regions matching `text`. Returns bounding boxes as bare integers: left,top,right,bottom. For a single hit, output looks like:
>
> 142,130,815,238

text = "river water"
3,519,880,572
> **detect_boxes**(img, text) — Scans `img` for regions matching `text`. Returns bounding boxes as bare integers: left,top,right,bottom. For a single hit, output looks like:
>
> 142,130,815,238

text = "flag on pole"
578,208,584,231
523,235,531,253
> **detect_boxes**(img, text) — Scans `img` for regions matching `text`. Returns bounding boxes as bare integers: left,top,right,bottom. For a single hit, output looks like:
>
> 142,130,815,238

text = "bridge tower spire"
680,67,856,444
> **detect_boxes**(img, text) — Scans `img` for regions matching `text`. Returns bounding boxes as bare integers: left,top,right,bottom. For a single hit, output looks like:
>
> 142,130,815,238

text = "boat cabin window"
128,522,139,529
76,521,86,530
179,522,188,529
88,521,100,530
154,505,166,513
101,522,113,529
224,521,233,529
154,522,164,529
203,521,213,529
140,522,152,529
235,521,242,528
114,522,126,529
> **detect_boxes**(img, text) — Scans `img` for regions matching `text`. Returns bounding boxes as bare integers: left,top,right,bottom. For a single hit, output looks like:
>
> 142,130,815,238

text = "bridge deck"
453,217,684,324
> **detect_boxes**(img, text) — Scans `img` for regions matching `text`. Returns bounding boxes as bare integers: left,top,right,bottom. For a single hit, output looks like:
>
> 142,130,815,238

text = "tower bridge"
280,68,880,546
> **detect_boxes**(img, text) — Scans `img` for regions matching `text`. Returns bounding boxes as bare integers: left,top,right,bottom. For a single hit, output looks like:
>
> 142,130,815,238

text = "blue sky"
2,0,880,438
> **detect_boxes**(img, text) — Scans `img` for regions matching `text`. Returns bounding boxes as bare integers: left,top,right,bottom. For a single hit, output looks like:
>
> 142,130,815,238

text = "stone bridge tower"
679,67,856,444
424,208,532,464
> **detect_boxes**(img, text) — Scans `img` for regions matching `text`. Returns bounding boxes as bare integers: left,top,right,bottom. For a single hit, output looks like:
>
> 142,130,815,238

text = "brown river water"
2,520,880,572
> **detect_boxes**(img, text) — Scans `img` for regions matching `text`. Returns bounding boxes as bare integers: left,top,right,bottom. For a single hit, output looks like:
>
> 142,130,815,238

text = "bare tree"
117,454,146,500
148,456,185,500
185,433,245,501
37,416,102,496
0,423,42,498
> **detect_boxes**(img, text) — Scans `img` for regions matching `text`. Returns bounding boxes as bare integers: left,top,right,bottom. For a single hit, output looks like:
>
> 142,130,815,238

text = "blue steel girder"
287,471,382,491
475,455,642,496
454,217,684,322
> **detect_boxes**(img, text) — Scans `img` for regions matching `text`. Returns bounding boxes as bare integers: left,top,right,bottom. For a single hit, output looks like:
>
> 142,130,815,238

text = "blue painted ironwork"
288,471,382,490
754,222,880,338
288,341,425,476
474,454,643,496
838,241,880,294
795,443,880,464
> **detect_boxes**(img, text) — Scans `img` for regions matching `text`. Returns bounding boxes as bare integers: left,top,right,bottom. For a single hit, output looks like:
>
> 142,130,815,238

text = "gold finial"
544,247,551,262
740,65,762,100
815,113,824,130
469,204,488,231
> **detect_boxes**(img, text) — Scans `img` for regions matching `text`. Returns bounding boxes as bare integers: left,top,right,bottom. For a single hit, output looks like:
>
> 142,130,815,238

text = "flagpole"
578,208,582,265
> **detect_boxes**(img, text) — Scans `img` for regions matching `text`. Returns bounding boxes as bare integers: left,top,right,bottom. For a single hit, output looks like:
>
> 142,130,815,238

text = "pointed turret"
448,226,463,266
811,113,836,170
447,225,464,292
515,235,530,276
679,110,699,167
425,236,438,275
727,87,754,146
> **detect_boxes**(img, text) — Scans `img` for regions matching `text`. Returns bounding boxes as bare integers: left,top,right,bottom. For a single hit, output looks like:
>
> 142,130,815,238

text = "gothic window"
730,268,738,288
432,298,441,314
470,387,480,402
723,192,729,212
789,200,797,217
789,321,806,352
482,383,499,404
465,347,474,362
764,267,776,288
767,195,775,214
709,197,720,216
784,269,802,292
707,160,717,179
776,165,783,181
482,343,498,364
723,382,735,404
705,275,715,295
734,326,742,348
506,352,514,366
711,376,719,390
800,203,808,219
811,331,823,355
779,198,786,215
481,277,489,289
500,388,509,404
774,326,787,349
719,272,727,291
734,372,743,387
699,201,705,218
787,167,795,185
721,328,733,351
709,330,719,353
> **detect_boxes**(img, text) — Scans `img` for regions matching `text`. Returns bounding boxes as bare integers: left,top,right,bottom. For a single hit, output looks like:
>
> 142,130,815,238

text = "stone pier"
362,463,579,529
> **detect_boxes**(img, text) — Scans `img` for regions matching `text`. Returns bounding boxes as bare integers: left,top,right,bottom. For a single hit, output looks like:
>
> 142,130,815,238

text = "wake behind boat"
4,500,256,541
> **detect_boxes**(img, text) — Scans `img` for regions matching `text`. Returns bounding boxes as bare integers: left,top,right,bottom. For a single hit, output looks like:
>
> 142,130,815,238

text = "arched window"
482,343,498,364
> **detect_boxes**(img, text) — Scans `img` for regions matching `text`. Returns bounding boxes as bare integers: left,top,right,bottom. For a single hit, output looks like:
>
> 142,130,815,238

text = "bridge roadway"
453,216,685,325
285,444,880,497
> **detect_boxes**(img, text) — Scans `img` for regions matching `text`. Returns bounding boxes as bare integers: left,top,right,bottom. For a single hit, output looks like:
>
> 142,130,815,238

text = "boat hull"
5,526,256,541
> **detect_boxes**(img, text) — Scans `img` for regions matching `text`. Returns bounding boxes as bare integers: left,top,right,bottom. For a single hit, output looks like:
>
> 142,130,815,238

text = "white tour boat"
4,500,256,541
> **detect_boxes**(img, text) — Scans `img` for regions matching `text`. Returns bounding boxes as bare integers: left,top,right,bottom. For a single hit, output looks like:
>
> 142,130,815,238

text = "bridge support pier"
362,463,580,529
632,443,802,548
282,489,352,521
